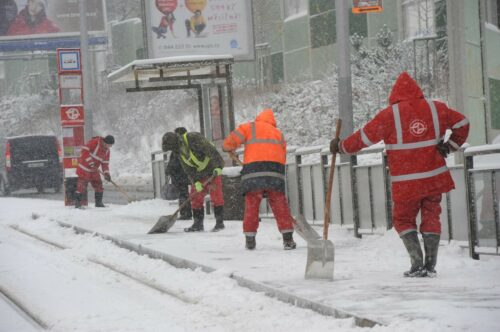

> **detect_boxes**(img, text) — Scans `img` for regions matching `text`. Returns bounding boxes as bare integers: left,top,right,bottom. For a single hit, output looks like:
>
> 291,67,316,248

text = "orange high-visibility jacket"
223,109,287,194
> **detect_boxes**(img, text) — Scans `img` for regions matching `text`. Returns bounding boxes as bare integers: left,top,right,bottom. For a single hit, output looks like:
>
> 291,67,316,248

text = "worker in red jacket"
75,135,115,208
330,72,469,277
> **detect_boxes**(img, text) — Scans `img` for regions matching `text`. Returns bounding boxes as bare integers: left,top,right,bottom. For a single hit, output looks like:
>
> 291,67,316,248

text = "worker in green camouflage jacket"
162,131,225,232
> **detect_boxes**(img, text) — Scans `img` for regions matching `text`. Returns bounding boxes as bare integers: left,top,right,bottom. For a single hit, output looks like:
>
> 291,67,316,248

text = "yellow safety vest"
180,133,210,172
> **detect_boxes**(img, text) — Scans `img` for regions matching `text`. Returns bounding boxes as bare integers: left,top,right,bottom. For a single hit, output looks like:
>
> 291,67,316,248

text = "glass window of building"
284,0,308,19
485,0,499,28
402,0,436,39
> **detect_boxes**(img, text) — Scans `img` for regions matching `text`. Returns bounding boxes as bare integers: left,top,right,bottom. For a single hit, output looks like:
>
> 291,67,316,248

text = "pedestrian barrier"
464,144,500,259
151,150,168,199
151,143,500,259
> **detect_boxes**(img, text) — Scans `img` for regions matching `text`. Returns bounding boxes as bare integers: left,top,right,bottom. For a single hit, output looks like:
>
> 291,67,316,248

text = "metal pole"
79,0,93,141
335,0,354,162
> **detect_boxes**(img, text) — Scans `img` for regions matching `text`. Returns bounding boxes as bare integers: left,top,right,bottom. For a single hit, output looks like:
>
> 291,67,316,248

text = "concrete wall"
484,23,500,139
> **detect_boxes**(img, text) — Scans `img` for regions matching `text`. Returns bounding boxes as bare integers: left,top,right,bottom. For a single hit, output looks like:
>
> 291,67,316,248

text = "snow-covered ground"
1,197,499,331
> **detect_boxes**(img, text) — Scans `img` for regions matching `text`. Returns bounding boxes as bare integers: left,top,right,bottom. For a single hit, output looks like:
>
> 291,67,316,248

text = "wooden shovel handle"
323,119,342,240
171,175,216,217
98,169,133,203
227,150,243,166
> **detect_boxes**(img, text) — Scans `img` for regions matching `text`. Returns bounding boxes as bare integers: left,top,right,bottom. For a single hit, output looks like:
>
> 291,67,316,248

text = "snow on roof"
107,54,234,83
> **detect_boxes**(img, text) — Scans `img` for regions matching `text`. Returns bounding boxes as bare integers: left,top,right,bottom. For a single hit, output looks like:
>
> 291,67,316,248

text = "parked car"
0,135,63,195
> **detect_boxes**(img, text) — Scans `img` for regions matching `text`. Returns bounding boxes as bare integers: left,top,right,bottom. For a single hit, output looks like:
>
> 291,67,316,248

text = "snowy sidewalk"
4,198,500,331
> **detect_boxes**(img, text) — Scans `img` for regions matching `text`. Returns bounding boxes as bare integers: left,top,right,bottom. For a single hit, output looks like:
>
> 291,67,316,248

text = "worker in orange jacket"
223,109,296,250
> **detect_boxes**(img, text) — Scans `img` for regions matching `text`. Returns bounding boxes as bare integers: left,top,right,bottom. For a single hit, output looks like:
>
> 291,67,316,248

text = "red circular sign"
156,0,177,14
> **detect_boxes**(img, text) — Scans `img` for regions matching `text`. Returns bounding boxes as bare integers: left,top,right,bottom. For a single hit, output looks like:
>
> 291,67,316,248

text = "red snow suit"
76,137,111,194
340,72,469,234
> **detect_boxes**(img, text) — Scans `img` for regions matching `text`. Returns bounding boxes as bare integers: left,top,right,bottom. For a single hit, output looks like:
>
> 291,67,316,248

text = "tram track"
0,284,49,330
9,225,198,305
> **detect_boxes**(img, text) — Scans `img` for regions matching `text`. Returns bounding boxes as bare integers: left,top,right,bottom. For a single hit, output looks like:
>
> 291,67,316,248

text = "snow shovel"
148,175,216,234
99,170,135,203
305,119,341,280
294,214,322,243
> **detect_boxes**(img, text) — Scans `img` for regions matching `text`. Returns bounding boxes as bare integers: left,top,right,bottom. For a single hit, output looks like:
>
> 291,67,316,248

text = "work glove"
194,181,203,192
104,173,111,182
436,140,453,158
329,138,342,154
213,168,223,176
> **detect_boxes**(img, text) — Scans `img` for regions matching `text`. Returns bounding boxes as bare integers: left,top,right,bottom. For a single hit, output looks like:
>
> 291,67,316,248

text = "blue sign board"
0,36,107,52
59,50,81,72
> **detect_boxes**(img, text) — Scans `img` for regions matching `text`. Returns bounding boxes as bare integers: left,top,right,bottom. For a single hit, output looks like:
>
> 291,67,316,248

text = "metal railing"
150,142,500,259
151,150,168,199
464,144,500,259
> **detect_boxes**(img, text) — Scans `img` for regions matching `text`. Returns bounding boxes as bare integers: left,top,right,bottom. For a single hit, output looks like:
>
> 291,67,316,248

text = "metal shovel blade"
294,215,321,244
305,239,335,280
148,215,177,234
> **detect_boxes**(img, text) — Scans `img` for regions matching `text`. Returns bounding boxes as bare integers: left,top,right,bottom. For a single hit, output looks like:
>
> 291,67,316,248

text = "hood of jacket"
388,72,424,105
255,109,277,127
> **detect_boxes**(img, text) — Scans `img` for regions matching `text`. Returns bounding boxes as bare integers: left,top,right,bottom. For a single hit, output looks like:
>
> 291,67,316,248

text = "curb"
54,220,380,328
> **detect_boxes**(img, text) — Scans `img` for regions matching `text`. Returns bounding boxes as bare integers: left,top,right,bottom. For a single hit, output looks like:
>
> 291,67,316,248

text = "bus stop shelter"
107,54,236,141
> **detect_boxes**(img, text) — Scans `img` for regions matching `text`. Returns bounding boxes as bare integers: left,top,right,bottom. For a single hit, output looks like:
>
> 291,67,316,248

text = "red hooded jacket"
7,7,60,36
340,72,469,201
76,137,111,178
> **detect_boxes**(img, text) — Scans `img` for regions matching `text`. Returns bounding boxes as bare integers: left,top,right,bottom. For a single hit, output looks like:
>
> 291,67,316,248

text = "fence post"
492,171,500,249
464,154,480,259
151,152,157,199
349,155,361,238
295,154,303,216
382,152,393,230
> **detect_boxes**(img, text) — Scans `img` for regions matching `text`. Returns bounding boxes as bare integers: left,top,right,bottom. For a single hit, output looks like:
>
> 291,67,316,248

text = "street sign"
58,49,81,72
352,0,383,14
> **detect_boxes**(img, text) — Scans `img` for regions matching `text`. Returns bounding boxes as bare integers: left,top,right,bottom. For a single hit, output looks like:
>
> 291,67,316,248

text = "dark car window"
9,136,58,163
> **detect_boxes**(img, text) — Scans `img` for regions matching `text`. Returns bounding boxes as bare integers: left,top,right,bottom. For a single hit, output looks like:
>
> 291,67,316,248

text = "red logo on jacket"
409,119,427,137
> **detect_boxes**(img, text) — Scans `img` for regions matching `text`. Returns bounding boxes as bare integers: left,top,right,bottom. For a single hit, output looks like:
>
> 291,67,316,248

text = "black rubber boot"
95,192,105,207
401,231,426,277
184,208,204,232
75,192,83,209
422,233,440,277
245,235,256,250
211,205,225,232
178,188,192,220
282,232,297,250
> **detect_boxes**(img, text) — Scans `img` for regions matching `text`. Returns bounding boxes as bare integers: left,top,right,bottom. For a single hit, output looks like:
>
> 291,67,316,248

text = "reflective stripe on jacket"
223,109,287,194
76,137,110,177
178,132,224,182
341,72,469,201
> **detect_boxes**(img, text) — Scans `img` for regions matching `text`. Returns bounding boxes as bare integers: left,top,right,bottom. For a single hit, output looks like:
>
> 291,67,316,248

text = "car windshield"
9,136,58,162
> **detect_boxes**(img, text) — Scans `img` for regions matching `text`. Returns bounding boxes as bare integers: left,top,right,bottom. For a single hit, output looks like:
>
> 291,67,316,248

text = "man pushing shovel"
162,130,225,232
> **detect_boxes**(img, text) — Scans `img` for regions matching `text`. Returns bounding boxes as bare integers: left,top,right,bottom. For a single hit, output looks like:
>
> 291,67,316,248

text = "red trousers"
243,190,295,235
189,175,224,209
76,172,103,194
393,194,442,235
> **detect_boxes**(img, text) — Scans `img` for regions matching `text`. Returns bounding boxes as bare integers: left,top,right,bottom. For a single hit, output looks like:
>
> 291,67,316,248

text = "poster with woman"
209,88,223,144
0,0,105,39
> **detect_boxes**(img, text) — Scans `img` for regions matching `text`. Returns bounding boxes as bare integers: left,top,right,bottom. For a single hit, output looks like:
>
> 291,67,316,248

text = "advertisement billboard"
0,0,106,51
145,0,254,61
